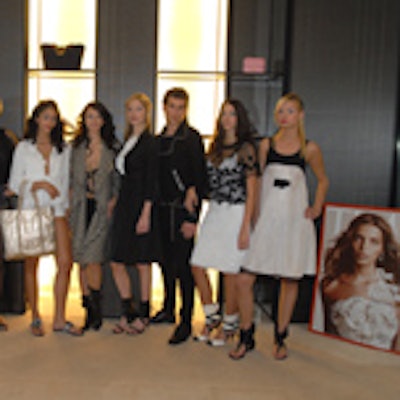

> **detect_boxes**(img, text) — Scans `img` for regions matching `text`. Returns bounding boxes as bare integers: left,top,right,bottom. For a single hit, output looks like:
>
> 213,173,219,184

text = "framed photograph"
310,203,400,353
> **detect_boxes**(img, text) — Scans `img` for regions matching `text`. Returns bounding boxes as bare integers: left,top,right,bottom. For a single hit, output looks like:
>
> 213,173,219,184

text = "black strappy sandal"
273,325,288,360
229,323,256,360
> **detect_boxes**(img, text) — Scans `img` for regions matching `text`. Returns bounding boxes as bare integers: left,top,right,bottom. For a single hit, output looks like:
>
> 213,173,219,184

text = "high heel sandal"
229,323,255,360
193,306,221,342
207,314,238,347
113,298,145,335
273,326,288,360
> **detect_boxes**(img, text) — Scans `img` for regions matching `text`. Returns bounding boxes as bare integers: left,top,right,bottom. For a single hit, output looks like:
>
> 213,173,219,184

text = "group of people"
0,88,330,360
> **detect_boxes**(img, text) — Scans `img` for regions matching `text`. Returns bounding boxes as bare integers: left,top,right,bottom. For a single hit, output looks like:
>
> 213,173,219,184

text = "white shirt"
115,134,139,175
8,140,70,217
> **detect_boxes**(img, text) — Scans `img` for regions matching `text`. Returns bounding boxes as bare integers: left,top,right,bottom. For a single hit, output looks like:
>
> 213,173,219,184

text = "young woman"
70,102,119,331
110,93,160,335
322,213,400,351
8,100,82,336
191,99,258,346
232,93,328,360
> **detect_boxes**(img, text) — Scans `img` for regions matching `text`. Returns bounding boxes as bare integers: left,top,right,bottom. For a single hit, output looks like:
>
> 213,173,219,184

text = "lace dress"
330,270,399,350
190,142,257,273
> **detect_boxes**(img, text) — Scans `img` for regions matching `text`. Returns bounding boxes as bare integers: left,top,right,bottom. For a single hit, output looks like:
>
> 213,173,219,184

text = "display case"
27,0,97,130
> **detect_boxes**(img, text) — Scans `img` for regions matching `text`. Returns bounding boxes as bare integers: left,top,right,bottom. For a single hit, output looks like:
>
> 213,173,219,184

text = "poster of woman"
310,203,400,353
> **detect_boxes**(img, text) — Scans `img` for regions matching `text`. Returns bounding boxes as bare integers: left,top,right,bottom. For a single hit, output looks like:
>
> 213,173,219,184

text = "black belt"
273,179,290,188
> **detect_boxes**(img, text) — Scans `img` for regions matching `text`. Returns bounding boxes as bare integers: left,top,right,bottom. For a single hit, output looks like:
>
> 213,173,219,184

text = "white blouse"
330,270,399,350
8,140,70,217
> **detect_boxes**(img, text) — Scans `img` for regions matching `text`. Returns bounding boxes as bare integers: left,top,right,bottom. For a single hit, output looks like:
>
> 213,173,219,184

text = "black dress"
110,131,160,264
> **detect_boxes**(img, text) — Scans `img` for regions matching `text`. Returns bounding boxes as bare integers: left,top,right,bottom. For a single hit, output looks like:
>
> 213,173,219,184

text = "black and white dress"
190,142,257,274
245,139,316,278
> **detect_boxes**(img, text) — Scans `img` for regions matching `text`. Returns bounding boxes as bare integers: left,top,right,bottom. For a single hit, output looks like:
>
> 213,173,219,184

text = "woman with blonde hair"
232,93,328,360
110,93,160,334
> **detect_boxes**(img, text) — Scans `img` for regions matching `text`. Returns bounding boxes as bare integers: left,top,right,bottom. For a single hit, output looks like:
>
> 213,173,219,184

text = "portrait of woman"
321,212,400,351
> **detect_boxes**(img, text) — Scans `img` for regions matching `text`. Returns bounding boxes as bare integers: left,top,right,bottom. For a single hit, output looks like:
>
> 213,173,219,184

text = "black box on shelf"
40,44,84,70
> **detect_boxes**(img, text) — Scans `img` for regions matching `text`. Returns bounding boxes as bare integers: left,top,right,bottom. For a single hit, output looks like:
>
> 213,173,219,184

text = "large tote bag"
0,183,55,260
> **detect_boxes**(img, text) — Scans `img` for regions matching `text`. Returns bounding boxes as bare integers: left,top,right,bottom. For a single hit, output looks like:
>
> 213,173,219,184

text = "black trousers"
158,205,194,324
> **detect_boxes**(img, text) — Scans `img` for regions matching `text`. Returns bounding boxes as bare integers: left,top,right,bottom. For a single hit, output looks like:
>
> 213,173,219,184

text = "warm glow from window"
156,0,228,135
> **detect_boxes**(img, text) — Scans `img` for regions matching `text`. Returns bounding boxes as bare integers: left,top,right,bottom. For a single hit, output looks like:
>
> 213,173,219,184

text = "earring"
378,254,385,264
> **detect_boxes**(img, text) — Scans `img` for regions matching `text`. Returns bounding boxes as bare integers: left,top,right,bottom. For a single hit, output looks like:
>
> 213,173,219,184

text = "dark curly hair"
24,100,65,153
324,213,400,284
73,102,117,150
208,99,257,165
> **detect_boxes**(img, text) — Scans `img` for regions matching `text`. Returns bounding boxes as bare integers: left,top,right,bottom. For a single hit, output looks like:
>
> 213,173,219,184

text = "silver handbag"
0,182,55,260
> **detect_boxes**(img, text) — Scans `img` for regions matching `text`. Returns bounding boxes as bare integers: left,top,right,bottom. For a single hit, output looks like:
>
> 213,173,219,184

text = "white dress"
245,143,316,278
329,270,399,350
190,142,257,274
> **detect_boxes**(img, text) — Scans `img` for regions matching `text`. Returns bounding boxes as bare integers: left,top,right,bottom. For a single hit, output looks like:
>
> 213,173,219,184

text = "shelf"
228,72,284,82
28,69,96,79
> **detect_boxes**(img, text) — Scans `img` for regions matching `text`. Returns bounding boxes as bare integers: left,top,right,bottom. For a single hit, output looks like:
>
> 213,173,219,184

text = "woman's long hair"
74,102,117,149
324,213,400,284
24,100,64,153
208,99,256,165
273,92,306,157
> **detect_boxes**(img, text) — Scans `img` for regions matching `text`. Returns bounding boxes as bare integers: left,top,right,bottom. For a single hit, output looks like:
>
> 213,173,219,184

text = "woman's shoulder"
15,139,34,152
305,139,322,159
323,274,367,302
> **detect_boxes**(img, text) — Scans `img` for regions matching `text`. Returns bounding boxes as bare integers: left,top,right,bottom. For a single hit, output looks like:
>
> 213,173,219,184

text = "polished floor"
0,263,399,400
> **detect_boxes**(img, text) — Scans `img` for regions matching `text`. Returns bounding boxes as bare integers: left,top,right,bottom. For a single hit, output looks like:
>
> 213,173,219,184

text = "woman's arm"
238,173,257,250
305,141,329,219
252,138,269,223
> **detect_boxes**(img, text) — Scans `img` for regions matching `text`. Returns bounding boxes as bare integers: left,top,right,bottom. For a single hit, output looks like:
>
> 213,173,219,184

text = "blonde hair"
274,92,306,156
124,92,152,140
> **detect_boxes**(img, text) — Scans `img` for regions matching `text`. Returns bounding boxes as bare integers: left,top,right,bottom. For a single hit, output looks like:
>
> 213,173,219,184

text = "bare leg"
86,263,102,290
192,265,220,340
110,262,131,298
228,272,256,359
223,273,238,315
236,272,256,330
136,263,151,302
110,261,135,331
209,273,239,345
192,265,213,304
273,278,299,359
53,217,78,332
24,256,40,320
277,278,298,332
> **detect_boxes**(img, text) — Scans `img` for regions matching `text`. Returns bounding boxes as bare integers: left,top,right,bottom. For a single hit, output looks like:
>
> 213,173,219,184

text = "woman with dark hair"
109,93,160,335
70,102,120,331
8,100,82,336
322,213,400,350
232,93,328,360
191,99,258,346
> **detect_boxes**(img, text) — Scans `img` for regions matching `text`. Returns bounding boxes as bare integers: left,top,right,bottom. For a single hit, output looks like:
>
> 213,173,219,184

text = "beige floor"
1,262,399,400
